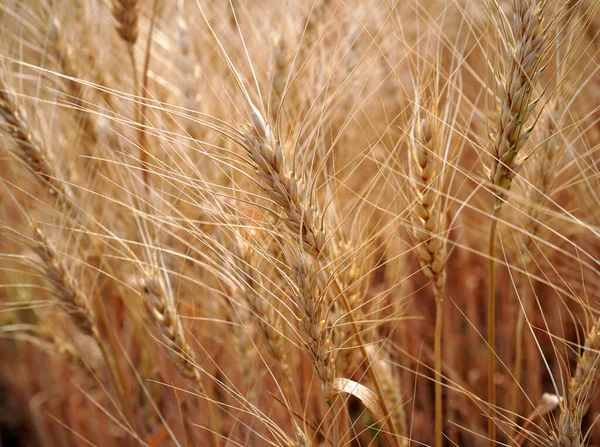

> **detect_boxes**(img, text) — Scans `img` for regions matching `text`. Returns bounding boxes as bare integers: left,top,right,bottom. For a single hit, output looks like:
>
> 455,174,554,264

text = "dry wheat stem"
487,1,548,442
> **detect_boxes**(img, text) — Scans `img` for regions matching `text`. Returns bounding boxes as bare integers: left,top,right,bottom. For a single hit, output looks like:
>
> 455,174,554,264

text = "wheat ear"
0,80,74,205
243,104,402,444
292,252,335,399
48,17,99,147
487,1,548,442
244,107,327,257
31,226,95,337
142,269,221,447
410,99,447,447
549,317,600,446
142,273,206,389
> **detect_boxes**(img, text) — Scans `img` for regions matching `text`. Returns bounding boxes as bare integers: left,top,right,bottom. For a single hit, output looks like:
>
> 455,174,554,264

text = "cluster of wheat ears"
0,0,599,446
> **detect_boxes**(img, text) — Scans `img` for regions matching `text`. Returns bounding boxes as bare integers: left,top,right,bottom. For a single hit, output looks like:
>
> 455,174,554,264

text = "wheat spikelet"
410,105,447,297
407,70,449,447
487,2,549,441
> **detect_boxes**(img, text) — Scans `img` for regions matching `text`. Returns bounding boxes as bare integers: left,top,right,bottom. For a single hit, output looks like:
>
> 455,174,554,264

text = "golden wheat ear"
0,79,74,205
486,2,552,442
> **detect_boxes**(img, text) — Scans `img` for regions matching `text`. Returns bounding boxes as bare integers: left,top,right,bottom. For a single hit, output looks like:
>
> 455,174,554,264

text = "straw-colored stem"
488,208,500,446
434,291,443,447
511,281,530,425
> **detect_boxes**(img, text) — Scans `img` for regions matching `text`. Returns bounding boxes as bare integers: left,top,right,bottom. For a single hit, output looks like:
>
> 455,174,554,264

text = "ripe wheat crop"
0,0,599,446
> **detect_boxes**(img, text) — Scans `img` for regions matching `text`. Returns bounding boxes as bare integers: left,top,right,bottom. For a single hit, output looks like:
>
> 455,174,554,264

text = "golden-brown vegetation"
0,0,599,446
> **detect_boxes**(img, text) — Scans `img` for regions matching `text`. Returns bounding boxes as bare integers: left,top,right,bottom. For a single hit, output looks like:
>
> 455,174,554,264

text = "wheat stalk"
486,1,548,441
410,94,447,447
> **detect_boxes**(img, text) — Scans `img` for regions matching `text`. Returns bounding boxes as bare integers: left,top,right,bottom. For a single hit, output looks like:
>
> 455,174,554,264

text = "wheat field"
0,0,599,446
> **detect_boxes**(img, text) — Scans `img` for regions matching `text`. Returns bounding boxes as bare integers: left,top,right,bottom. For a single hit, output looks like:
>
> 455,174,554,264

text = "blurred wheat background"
0,0,599,446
